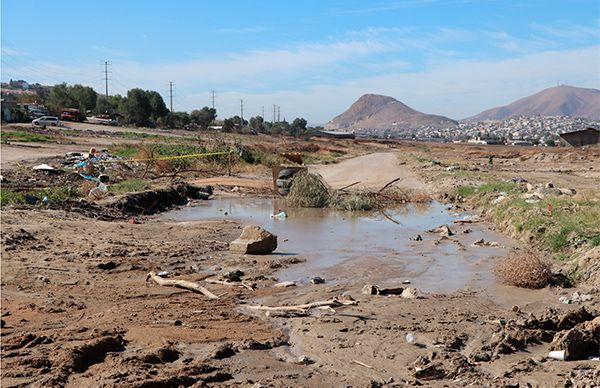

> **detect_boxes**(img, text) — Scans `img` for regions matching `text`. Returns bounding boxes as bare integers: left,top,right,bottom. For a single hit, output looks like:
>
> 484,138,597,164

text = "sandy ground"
1,133,599,387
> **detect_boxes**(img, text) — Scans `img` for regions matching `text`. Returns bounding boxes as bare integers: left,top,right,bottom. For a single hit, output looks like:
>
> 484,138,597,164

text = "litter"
271,211,288,220
548,350,565,361
406,333,416,344
157,271,170,277
32,164,55,171
274,281,296,288
310,277,325,284
558,296,571,304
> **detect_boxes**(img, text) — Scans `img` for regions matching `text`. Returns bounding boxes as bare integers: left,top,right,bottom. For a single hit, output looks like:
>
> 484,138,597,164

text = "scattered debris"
246,296,357,313
428,224,454,237
401,287,419,299
410,234,423,241
32,164,55,171
472,238,499,247
274,281,296,288
310,277,325,284
229,225,278,255
270,211,288,220
298,355,315,365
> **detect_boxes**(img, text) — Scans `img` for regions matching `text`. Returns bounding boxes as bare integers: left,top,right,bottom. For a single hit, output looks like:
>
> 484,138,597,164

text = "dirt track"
312,152,426,191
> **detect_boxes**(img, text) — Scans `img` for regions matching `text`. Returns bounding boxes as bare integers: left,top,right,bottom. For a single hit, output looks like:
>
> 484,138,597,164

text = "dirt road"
312,151,426,191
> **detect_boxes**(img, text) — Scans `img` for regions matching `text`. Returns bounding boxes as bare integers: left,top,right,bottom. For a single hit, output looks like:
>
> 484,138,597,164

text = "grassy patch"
591,235,600,247
0,186,80,206
110,144,139,158
1,131,53,143
109,179,150,194
457,181,518,198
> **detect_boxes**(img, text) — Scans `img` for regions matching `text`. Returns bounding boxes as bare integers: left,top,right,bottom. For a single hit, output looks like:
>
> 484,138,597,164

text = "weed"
0,189,25,206
0,186,80,206
494,250,552,289
109,179,150,194
591,235,600,247
110,144,139,158
287,172,331,208
331,192,375,211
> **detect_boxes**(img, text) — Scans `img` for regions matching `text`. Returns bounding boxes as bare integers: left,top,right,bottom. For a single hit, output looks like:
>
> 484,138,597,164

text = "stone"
229,225,277,255
427,224,453,237
401,287,419,299
362,284,379,295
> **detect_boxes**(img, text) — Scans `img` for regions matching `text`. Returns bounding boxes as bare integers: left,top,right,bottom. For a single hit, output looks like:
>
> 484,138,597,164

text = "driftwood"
247,298,357,312
146,272,219,299
204,277,256,290
378,177,401,192
353,360,373,369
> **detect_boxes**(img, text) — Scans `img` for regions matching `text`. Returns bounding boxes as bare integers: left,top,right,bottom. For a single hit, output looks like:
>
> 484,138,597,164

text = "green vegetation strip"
1,131,53,143
456,181,600,254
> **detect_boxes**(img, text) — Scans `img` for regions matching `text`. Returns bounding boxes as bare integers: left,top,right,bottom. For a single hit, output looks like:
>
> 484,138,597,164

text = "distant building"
310,130,356,139
559,127,600,147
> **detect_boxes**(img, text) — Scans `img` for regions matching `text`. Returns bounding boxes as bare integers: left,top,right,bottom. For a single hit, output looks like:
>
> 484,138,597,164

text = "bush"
330,192,375,211
287,172,331,208
493,250,552,289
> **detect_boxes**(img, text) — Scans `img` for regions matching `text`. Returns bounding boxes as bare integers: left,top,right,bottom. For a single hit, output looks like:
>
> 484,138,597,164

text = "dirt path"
311,152,426,191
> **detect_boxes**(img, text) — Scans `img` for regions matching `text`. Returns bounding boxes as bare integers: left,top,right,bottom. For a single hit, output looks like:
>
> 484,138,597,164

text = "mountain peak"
326,94,457,131
465,85,600,121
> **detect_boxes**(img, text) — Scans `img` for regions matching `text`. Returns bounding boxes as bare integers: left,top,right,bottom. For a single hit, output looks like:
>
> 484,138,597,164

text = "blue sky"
2,0,599,123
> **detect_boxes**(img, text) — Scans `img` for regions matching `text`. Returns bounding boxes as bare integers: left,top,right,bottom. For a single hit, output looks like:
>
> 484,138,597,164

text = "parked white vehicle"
32,116,60,126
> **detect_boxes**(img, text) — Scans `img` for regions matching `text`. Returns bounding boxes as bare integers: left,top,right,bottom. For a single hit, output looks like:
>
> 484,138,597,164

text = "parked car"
32,116,60,126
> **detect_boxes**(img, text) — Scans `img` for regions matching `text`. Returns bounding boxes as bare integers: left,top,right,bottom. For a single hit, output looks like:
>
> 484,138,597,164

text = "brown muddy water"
165,197,512,293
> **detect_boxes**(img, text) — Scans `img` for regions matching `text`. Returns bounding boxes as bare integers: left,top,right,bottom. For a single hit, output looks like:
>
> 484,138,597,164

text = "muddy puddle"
165,197,511,292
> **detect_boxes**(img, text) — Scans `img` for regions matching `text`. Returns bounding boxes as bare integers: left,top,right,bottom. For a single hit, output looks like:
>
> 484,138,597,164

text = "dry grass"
493,250,552,289
287,172,331,208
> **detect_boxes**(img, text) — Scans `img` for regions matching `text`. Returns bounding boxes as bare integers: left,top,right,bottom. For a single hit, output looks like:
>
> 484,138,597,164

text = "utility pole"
168,81,174,112
103,61,110,96
273,104,276,123
277,106,280,122
211,90,215,109
240,99,244,122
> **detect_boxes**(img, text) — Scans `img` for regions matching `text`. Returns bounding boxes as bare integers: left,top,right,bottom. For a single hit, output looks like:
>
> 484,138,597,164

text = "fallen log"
246,298,357,312
145,272,219,299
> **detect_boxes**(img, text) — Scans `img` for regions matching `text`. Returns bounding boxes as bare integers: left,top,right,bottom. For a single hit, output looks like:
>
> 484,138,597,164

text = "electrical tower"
273,104,276,122
261,105,264,118
168,81,174,112
240,99,244,122
211,90,215,109
102,61,111,96
277,106,281,122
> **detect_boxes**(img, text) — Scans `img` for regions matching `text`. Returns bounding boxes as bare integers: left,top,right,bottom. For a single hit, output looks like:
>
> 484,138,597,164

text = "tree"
190,107,217,129
70,84,97,113
45,83,77,113
248,116,265,133
95,94,122,115
147,90,168,121
124,88,152,126
222,118,235,132
291,117,307,137
164,111,191,129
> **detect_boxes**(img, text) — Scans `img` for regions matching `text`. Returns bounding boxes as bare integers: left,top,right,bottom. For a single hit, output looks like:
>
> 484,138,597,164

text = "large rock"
230,225,277,255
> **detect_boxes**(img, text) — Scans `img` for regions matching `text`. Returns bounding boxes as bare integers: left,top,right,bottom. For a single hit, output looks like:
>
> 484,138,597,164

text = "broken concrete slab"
229,225,277,255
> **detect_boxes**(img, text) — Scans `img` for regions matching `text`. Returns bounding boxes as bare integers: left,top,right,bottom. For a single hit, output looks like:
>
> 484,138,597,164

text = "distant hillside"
465,85,600,121
325,94,458,132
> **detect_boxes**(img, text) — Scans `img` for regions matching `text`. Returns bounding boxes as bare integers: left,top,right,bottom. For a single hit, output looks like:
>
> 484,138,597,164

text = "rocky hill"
465,85,600,121
325,94,458,132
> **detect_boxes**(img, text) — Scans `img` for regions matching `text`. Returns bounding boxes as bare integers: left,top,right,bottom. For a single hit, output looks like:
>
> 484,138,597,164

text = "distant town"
356,115,600,146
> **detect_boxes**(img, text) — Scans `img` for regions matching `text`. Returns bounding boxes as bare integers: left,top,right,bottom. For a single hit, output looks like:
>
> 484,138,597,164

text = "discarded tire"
278,169,296,179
